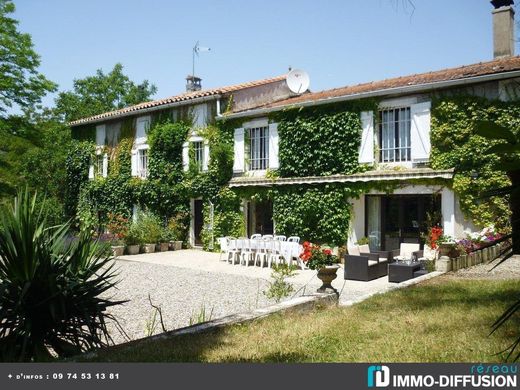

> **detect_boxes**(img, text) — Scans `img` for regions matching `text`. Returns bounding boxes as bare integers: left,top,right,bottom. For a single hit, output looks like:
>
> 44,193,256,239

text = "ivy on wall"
430,96,520,230
65,141,94,221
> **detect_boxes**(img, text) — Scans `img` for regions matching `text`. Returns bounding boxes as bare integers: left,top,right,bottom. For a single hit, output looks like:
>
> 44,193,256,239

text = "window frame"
137,148,148,178
192,140,204,172
247,126,269,171
378,106,411,163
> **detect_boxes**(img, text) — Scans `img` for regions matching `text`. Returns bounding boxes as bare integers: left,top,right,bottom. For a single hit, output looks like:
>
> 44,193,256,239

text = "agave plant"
0,190,124,361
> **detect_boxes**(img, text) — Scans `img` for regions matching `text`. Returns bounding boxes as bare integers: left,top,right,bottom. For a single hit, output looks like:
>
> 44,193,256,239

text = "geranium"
428,226,443,249
299,242,338,270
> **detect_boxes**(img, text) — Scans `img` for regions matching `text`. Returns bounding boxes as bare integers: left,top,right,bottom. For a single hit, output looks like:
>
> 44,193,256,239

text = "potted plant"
166,213,188,250
139,212,162,254
125,224,141,255
300,241,340,294
156,225,170,252
106,213,129,257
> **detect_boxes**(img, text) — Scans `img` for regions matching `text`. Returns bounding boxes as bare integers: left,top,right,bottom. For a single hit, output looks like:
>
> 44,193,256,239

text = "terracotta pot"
316,265,339,294
142,244,155,254
111,245,125,257
126,244,140,255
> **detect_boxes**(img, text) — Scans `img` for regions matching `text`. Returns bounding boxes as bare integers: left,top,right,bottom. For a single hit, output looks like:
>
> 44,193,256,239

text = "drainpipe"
216,99,223,117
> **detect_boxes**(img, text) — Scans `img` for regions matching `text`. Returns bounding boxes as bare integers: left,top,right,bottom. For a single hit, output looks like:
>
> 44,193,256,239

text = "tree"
0,0,56,117
55,63,157,122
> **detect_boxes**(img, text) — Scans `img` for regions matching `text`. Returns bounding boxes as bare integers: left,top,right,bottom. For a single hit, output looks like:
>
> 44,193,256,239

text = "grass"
80,277,520,362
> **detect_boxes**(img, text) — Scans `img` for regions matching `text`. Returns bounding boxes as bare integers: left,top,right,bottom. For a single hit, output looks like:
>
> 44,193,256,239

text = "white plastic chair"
268,240,285,268
240,239,255,267
217,237,229,261
287,236,300,243
254,238,269,268
262,234,274,240
274,235,287,241
250,234,262,240
227,237,241,265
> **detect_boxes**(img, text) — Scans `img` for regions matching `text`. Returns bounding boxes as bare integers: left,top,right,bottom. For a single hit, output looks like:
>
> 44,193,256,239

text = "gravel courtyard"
105,250,393,343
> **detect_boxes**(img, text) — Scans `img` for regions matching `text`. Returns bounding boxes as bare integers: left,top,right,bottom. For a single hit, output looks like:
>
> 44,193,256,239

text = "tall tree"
0,0,56,117
55,63,157,122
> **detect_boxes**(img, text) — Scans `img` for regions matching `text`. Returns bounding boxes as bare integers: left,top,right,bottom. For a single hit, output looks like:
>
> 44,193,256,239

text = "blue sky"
13,0,518,108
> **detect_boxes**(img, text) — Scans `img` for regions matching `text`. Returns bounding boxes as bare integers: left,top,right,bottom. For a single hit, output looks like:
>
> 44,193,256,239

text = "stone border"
340,271,444,306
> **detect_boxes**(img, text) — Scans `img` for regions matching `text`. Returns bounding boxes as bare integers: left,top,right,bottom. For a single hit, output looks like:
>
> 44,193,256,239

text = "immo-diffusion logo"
368,365,390,387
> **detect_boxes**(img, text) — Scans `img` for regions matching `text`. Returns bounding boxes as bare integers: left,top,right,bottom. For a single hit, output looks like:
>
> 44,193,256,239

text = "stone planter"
316,265,339,294
126,244,140,255
156,242,169,252
173,241,183,250
142,243,155,254
111,245,125,257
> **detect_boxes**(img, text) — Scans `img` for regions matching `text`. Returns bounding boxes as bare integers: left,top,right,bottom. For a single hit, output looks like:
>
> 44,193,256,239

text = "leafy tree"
0,0,57,117
55,63,157,122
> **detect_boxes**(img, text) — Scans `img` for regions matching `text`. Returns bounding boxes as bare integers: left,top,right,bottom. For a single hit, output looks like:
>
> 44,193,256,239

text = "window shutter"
268,123,279,169
411,101,431,163
131,150,138,177
182,142,189,172
88,165,94,179
102,154,108,177
96,125,106,146
233,128,245,173
359,111,374,164
203,142,210,171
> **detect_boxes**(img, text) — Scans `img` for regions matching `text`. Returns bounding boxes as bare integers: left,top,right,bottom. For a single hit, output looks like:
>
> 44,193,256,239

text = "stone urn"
316,265,340,294
126,244,140,255
111,245,125,258
156,242,169,252
142,243,155,254
438,242,457,258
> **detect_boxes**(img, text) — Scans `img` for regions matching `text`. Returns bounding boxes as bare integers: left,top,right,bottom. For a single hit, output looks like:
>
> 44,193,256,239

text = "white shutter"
102,153,108,177
131,150,138,177
359,111,374,164
233,128,245,173
95,125,106,146
182,142,189,172
135,116,150,145
411,101,431,163
268,123,279,169
203,142,210,171
88,165,94,179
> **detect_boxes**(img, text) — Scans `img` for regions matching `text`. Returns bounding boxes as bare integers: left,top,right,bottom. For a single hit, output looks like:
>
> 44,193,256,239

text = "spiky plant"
0,190,124,361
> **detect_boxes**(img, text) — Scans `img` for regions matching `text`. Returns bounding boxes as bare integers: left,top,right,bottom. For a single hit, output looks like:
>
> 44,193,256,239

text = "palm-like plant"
474,121,520,361
0,190,124,361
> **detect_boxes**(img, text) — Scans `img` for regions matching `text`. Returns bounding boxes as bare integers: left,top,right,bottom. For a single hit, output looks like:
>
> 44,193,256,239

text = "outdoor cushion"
348,246,361,256
359,244,370,253
368,260,378,266
379,258,388,263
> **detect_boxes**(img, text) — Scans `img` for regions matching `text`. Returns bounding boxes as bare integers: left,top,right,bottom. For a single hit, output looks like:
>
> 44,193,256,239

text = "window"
137,149,148,178
379,107,411,163
248,126,269,170
94,154,104,177
193,141,204,171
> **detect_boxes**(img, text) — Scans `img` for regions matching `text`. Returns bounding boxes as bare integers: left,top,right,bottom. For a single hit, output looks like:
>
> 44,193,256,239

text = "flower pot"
174,241,183,251
316,265,339,294
142,243,155,254
126,244,140,255
439,242,457,258
156,242,169,252
111,245,125,257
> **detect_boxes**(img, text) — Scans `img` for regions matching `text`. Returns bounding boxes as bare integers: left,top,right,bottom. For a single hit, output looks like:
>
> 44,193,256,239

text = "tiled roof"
229,169,455,187
232,56,520,113
69,74,286,126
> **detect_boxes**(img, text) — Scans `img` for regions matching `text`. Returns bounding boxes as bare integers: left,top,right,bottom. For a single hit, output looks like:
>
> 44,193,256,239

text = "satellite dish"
286,69,310,94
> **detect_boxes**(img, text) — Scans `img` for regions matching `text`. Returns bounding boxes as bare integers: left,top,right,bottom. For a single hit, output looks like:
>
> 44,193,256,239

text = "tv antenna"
192,41,211,77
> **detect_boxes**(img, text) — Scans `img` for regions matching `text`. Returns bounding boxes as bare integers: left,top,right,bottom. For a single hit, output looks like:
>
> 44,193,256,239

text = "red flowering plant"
300,242,339,270
427,226,444,249
105,213,129,245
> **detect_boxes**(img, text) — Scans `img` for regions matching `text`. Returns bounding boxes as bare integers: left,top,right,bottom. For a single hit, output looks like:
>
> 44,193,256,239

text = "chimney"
491,0,515,58
186,75,202,92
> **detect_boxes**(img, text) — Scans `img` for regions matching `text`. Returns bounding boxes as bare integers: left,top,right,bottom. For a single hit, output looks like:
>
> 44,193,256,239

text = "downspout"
216,99,222,117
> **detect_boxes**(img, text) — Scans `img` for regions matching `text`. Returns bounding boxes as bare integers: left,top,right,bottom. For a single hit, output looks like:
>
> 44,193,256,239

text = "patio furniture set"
345,243,430,283
218,235,305,269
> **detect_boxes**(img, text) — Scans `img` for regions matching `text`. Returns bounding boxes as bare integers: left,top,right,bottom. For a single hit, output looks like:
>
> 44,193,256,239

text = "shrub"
0,190,123,361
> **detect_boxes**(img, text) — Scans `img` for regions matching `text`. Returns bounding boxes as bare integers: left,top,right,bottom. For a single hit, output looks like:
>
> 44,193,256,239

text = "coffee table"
388,262,421,283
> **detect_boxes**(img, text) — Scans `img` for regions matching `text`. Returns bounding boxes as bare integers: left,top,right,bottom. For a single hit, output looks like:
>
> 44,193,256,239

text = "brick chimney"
491,0,515,58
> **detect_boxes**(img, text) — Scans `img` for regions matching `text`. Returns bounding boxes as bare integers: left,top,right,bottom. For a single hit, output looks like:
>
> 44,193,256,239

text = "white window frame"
378,106,412,164
192,140,204,172
136,145,149,179
247,126,269,171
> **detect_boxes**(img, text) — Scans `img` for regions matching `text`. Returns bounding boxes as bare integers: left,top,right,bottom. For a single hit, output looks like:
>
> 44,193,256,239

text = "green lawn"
81,277,520,362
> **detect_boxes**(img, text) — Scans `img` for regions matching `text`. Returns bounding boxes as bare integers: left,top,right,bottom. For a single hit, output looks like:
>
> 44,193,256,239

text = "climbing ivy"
430,96,520,230
65,141,94,221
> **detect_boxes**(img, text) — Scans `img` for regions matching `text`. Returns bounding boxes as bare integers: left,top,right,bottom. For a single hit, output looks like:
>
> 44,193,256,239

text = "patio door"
366,194,441,251
247,200,274,236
